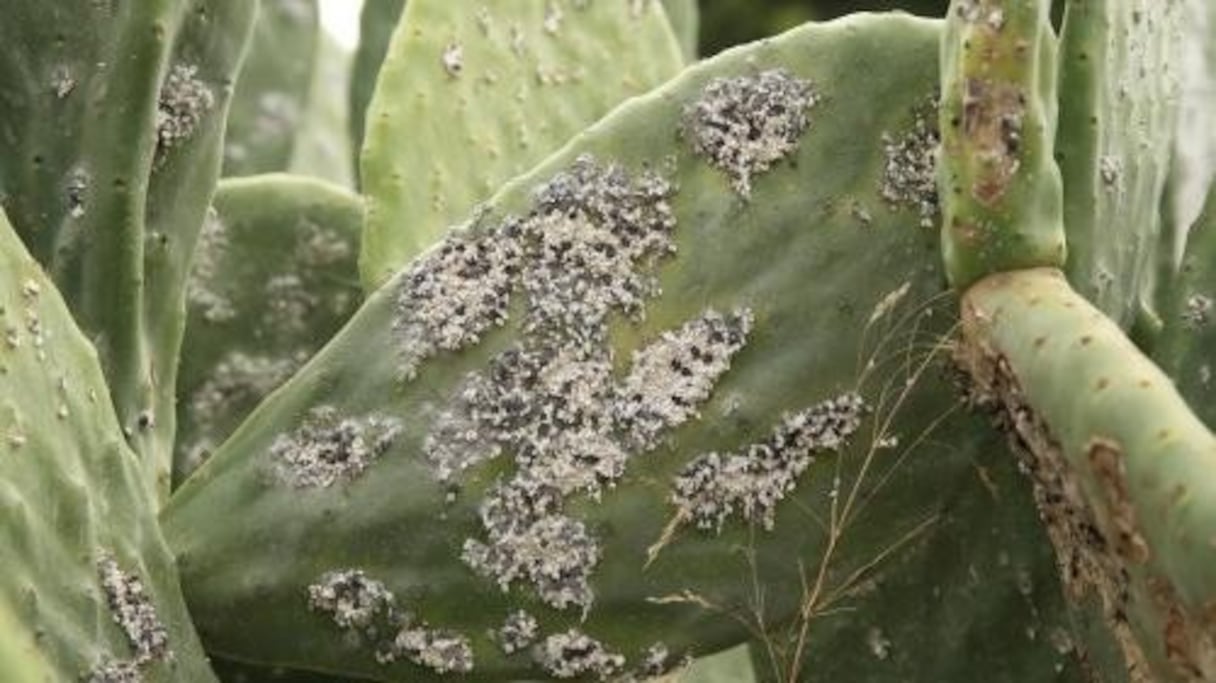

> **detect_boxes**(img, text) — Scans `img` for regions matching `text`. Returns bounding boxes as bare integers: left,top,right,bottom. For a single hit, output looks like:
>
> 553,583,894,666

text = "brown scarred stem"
958,267,1216,680
939,0,1067,289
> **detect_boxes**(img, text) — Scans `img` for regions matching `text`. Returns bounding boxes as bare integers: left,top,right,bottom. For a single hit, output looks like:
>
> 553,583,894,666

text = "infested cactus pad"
680,69,818,197
175,175,364,485
165,15,1086,682
0,0,258,500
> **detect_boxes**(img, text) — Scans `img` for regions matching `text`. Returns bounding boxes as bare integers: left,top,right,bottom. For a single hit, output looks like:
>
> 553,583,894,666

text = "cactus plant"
0,0,258,500
174,174,363,484
0,207,216,681
357,0,686,290
222,0,322,177
0,0,1213,681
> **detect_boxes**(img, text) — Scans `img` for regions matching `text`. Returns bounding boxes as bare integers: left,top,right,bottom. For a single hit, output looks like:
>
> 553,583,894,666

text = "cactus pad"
357,0,685,290
165,15,1093,681
0,207,215,681
175,174,363,486
959,268,1216,681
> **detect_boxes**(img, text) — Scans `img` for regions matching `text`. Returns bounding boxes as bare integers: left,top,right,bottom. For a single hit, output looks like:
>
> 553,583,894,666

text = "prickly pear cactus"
0,0,258,499
357,0,685,290
0,208,215,681
940,1,1216,681
1054,0,1185,332
938,0,1066,289
165,15,1088,682
958,268,1216,680
175,174,363,485
349,0,408,177
223,0,321,178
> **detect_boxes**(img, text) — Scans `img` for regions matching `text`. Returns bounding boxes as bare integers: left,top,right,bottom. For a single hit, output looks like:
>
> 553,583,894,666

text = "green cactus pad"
938,0,1067,289
357,0,685,290
0,207,216,682
959,267,1216,681
0,0,258,500
141,0,262,498
1156,191,1216,432
175,174,363,486
166,15,1092,682
223,0,321,177
1055,0,1185,331
349,0,408,180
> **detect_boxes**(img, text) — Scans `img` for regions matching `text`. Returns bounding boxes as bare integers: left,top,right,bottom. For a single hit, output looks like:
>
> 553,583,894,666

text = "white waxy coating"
90,554,171,681
156,64,215,154
271,406,402,488
673,393,867,531
534,628,626,680
681,69,818,197
307,569,475,673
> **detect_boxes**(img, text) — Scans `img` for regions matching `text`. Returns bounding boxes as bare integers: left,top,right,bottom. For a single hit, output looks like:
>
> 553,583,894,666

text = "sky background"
318,0,364,50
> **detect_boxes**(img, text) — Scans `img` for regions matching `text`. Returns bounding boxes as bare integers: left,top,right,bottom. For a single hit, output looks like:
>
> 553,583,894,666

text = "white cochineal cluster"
673,392,868,531
90,554,172,683
307,569,474,674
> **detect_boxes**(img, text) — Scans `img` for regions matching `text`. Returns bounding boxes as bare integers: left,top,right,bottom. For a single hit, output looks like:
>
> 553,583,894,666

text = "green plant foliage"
0,207,216,681
222,0,321,177
959,268,1216,681
672,643,755,682
1055,0,1185,332
175,174,363,486
357,0,685,290
938,0,1066,290
0,0,258,500
166,16,1085,682
662,0,700,62
349,0,408,179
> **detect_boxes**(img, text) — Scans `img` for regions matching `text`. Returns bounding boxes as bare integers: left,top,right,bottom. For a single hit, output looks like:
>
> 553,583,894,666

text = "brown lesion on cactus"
957,345,1153,680
879,95,941,228
1086,438,1150,564
960,78,1024,206
1148,577,1216,681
